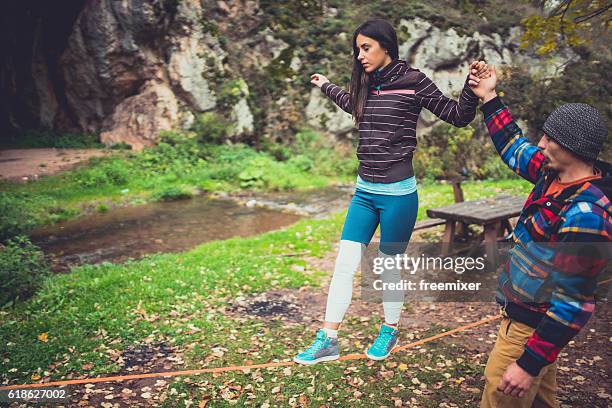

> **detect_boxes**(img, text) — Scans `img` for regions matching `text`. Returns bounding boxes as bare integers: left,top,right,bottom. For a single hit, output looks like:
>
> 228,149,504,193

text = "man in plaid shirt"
467,66,611,407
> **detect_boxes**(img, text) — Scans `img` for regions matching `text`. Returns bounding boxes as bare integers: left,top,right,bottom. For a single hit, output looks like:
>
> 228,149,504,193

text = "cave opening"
0,0,86,146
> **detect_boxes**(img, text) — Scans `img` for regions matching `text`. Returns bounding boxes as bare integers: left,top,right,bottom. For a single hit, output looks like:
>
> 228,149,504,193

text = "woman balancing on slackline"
294,18,490,365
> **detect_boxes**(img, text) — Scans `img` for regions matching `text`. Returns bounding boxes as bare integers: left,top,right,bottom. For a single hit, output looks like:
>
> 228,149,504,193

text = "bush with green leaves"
191,112,232,144
281,128,358,177
476,154,518,180
198,143,259,184
413,145,445,182
109,141,133,150
70,158,132,189
287,154,314,172
0,235,50,308
0,192,43,242
238,156,273,189
152,186,194,201
135,131,208,177
414,123,510,181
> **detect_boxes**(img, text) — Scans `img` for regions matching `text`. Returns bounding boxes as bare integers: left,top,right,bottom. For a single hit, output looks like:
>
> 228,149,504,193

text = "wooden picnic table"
426,195,526,264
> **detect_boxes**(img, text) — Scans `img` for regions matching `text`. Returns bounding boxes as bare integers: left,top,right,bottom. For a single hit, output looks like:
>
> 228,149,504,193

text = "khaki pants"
480,316,560,408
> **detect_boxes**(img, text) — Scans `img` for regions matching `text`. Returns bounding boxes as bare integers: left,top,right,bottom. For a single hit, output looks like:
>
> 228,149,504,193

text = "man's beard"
542,157,555,171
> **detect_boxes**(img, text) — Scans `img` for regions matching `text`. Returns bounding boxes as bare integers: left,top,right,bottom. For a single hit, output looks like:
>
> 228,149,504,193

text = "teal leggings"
340,188,419,255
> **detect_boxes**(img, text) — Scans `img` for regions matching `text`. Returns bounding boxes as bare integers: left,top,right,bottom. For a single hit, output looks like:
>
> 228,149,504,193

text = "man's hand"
468,64,498,103
497,362,535,398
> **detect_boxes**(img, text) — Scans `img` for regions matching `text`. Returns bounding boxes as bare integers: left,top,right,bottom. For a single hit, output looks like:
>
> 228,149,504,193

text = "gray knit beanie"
542,103,608,161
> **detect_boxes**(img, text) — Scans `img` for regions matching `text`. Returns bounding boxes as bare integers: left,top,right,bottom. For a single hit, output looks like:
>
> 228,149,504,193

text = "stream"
30,185,354,272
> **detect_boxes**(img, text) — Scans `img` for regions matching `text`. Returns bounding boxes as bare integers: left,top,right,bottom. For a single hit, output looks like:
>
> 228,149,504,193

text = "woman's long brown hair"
348,18,400,124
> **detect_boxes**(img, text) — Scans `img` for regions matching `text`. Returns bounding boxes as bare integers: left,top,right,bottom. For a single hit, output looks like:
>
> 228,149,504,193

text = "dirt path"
0,148,111,182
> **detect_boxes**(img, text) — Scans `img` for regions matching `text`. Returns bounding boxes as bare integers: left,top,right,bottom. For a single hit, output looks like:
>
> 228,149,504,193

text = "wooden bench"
426,195,525,264
413,217,446,231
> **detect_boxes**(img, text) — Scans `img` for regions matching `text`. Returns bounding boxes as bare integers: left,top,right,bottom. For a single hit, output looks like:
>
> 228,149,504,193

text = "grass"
0,175,530,406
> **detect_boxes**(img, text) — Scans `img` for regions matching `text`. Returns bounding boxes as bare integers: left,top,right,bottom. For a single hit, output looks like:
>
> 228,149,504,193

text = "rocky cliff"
1,0,556,150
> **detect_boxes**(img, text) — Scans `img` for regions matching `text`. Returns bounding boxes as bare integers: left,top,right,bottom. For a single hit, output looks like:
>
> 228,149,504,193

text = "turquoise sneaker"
365,324,399,360
293,329,340,365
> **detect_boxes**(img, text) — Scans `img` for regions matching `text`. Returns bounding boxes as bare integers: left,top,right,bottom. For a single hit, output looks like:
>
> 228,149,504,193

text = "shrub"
136,131,208,177
152,186,194,201
287,154,314,172
191,112,232,144
413,145,445,182
283,128,358,177
109,142,133,150
96,203,110,213
71,159,131,189
238,168,266,188
476,154,519,180
238,157,273,189
0,193,40,241
0,235,50,308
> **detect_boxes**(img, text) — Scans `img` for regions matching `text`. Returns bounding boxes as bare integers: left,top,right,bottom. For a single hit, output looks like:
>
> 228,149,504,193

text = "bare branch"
573,3,612,23
548,0,571,17
559,0,574,40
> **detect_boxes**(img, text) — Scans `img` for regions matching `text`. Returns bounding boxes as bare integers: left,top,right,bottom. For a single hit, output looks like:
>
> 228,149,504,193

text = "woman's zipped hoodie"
320,58,480,183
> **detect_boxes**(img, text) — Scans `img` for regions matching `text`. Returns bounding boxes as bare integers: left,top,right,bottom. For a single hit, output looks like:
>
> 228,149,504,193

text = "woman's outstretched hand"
311,73,330,88
470,60,490,79
468,64,498,103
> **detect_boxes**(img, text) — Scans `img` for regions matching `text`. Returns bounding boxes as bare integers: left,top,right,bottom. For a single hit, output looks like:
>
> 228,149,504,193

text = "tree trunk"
451,179,466,238
451,179,464,203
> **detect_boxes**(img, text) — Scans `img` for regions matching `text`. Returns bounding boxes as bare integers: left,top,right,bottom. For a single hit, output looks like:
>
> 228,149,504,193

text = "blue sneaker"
365,324,399,360
293,329,340,365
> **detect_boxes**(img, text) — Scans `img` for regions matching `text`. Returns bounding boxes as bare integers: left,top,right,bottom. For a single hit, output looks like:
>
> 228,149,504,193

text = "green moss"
217,78,249,110
263,48,296,96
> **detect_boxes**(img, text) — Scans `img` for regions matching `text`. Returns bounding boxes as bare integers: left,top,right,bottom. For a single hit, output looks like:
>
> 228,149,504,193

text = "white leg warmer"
324,240,364,323
379,249,405,325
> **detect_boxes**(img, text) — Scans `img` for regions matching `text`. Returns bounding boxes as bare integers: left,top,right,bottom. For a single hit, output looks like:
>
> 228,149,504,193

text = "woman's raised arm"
414,65,481,128
311,73,352,114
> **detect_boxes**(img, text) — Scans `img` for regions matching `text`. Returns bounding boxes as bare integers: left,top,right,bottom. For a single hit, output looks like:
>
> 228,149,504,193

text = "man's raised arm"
469,66,547,184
